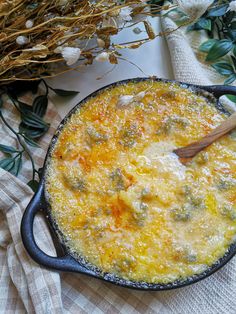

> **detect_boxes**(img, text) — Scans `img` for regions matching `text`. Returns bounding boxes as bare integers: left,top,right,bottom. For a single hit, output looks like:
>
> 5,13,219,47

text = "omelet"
46,80,236,284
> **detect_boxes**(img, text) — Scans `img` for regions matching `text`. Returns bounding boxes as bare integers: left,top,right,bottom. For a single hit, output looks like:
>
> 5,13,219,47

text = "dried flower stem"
0,1,190,83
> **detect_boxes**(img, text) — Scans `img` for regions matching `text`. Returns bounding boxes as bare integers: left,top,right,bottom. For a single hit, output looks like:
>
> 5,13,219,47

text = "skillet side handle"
198,85,236,98
21,183,95,275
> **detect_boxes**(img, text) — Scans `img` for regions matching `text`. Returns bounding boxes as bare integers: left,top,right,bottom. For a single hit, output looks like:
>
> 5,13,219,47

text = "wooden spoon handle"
174,112,236,158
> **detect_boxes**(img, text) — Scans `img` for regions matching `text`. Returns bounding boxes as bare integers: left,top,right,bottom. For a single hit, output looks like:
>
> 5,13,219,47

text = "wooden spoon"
173,112,236,163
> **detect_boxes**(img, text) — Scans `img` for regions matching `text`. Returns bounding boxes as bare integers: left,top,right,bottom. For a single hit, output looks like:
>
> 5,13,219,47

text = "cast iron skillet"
21,77,236,291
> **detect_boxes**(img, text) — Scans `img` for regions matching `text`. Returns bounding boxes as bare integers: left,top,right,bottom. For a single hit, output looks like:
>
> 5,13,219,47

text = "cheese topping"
46,81,236,284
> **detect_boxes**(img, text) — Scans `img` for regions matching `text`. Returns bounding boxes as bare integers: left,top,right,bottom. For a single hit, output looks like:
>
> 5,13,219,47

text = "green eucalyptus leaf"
19,123,47,139
207,4,228,17
227,29,236,41
199,39,218,52
198,18,211,31
10,156,22,176
206,40,233,62
212,62,234,76
226,94,236,103
22,134,40,147
18,101,32,113
22,115,46,129
32,95,48,117
224,74,236,85
0,144,19,154
188,18,211,31
233,45,236,57
175,15,190,26
0,158,15,172
27,179,39,192
21,110,49,129
52,89,79,97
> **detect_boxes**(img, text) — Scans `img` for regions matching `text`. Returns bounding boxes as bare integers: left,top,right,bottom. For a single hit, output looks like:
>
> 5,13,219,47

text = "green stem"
0,111,37,180
0,111,21,140
41,79,49,96
13,151,23,160
215,19,223,40
7,93,21,113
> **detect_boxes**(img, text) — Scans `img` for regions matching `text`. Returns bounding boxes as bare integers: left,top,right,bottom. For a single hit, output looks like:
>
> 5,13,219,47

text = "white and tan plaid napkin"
0,93,164,314
1,10,236,313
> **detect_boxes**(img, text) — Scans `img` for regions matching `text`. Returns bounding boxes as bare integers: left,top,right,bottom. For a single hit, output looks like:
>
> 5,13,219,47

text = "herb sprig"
0,80,79,191
167,1,236,102
188,1,236,101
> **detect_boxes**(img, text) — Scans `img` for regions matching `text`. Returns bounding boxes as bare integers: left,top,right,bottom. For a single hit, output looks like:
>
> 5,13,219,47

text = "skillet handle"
198,85,236,98
21,183,95,275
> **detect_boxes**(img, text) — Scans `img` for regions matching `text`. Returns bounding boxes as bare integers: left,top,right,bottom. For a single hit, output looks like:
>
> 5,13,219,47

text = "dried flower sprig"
0,0,174,83
0,0,193,186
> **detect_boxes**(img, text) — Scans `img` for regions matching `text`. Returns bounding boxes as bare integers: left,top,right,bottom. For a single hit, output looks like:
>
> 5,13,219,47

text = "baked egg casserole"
46,80,236,284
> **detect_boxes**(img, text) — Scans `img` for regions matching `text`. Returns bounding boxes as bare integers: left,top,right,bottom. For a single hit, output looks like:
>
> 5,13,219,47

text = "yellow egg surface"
46,80,236,284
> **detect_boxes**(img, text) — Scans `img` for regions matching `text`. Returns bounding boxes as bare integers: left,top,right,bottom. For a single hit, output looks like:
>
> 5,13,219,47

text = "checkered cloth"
1,9,236,313
0,93,164,313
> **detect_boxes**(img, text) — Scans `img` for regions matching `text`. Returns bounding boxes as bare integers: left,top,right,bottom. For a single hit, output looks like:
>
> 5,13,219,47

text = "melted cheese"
46,81,236,284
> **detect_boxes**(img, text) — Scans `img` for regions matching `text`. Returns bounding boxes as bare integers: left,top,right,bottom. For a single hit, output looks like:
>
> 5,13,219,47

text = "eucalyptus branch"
175,1,236,99
0,81,79,191
0,110,38,181
41,79,49,96
0,0,170,83
7,93,21,113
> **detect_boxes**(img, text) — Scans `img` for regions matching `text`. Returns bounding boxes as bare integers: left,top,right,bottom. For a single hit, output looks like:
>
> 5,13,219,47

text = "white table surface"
47,17,173,117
